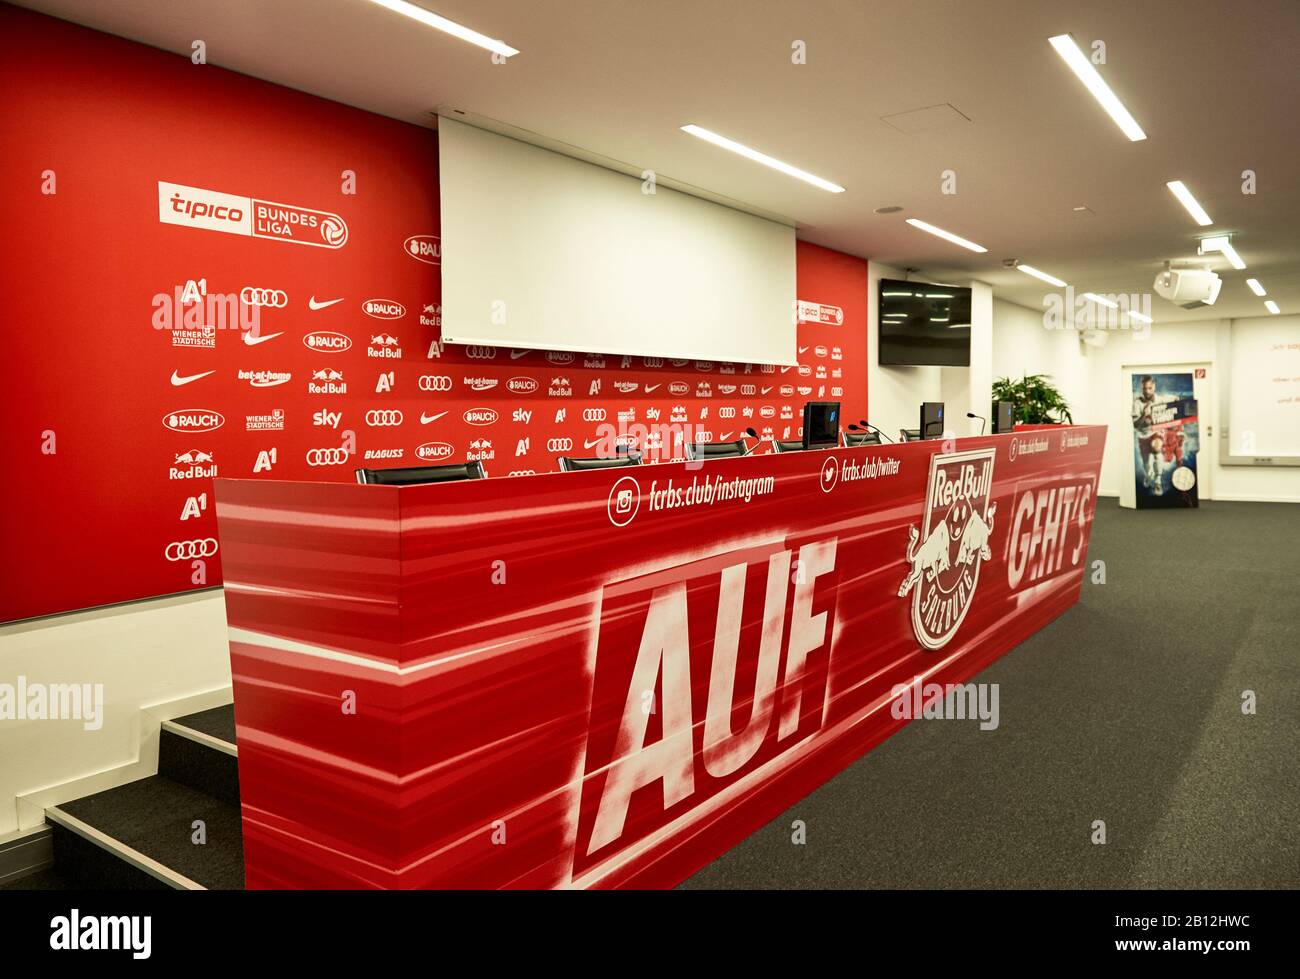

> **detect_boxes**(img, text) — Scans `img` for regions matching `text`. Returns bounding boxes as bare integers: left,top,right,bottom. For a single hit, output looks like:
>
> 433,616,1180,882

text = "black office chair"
899,429,922,442
685,440,748,461
842,430,880,447
771,439,804,453
355,461,486,485
558,454,641,472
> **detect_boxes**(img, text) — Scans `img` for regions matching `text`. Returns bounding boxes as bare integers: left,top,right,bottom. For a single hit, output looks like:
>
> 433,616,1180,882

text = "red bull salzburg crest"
898,448,997,650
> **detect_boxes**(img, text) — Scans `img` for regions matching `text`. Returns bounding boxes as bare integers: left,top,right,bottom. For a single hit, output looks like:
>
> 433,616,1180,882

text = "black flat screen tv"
878,278,972,366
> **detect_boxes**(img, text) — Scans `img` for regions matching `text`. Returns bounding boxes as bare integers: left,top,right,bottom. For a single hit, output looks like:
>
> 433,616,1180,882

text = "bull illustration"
956,503,997,566
898,519,951,597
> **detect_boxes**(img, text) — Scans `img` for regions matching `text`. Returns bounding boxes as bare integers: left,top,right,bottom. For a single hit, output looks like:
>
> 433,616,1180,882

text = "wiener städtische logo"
158,181,348,249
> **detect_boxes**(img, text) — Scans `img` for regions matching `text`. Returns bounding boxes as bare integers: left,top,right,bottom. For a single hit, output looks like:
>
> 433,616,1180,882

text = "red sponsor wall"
0,5,867,624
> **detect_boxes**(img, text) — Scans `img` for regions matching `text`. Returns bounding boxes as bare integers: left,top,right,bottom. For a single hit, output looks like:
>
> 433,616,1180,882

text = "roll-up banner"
1130,372,1200,508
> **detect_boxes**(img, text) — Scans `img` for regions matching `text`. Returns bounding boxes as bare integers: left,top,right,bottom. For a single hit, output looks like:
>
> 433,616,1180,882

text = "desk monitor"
992,400,1016,434
802,401,841,450
920,402,945,440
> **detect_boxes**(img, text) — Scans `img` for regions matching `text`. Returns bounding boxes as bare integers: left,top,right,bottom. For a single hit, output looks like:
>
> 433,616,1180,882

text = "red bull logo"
898,448,997,650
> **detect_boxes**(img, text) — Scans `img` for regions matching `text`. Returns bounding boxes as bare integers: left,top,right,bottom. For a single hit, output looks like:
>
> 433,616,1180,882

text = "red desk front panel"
215,425,1106,888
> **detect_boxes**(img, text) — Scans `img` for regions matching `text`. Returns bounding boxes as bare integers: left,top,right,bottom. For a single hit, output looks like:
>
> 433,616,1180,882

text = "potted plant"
991,374,1073,425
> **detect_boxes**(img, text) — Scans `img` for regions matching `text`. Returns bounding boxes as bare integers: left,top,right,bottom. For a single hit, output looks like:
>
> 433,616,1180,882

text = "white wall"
0,591,233,835
990,298,1089,420
988,300,1300,502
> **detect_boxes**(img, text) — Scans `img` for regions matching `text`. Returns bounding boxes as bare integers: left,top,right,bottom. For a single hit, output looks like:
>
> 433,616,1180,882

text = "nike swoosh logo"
584,438,604,449
510,349,532,359
308,296,343,310
762,387,774,394
780,366,793,373
644,384,661,393
242,331,283,346
799,346,809,354
170,369,214,386
420,411,448,424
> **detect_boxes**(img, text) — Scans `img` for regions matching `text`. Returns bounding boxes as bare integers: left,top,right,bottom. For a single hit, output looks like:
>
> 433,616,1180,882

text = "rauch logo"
303,331,352,352
463,408,499,426
507,376,539,394
404,235,441,265
163,409,224,433
362,299,406,320
415,441,454,462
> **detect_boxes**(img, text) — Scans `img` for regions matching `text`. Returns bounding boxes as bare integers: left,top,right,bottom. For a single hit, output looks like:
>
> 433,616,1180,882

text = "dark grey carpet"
56,776,245,890
682,498,1300,889
172,705,236,745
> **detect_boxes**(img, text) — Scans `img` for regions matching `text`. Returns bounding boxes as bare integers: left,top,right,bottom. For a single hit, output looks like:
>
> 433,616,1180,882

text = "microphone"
966,411,987,435
852,420,894,444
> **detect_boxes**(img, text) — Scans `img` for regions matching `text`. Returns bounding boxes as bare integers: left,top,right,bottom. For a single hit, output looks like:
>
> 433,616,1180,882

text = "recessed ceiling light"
366,0,519,56
1265,300,1280,315
1016,264,1068,288
1082,292,1119,308
1245,278,1266,296
680,125,845,193
1200,235,1246,270
1128,310,1153,324
1048,34,1147,141
904,218,987,253
1166,181,1213,226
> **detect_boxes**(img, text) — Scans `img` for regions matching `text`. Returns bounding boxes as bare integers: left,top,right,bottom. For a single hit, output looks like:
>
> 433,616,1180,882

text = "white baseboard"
15,685,232,832
1213,493,1300,503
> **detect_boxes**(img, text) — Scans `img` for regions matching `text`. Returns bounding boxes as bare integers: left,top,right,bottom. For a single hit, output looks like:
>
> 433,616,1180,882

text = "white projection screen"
438,117,798,365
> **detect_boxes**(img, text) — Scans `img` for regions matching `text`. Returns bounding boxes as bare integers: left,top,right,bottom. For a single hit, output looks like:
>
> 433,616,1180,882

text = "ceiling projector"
1154,267,1222,308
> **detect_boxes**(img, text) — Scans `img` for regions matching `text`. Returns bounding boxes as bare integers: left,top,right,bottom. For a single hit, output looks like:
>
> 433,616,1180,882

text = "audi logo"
547,438,574,452
418,374,453,392
365,409,404,427
465,346,498,360
583,408,607,422
306,447,350,466
240,287,288,308
165,538,218,561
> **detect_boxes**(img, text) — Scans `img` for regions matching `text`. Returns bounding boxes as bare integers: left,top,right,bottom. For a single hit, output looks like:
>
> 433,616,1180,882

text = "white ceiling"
23,0,1300,323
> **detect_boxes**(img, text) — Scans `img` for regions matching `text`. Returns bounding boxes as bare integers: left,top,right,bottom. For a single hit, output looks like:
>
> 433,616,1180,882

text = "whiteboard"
438,117,798,365
1224,316,1300,465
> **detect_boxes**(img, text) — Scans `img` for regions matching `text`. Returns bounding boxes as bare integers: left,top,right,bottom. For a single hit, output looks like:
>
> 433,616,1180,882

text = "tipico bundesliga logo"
897,448,997,650
158,181,348,249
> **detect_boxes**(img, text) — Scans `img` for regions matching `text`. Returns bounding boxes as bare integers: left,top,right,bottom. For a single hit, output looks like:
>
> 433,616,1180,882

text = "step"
48,774,245,890
159,705,240,808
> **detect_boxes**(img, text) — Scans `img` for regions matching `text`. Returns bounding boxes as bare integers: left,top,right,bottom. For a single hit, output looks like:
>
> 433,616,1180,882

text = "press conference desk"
214,424,1106,889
